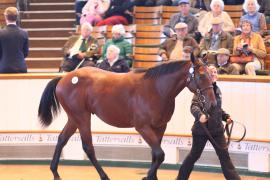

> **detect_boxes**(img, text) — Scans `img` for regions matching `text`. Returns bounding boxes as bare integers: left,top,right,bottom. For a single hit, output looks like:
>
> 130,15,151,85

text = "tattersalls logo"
0,133,269,154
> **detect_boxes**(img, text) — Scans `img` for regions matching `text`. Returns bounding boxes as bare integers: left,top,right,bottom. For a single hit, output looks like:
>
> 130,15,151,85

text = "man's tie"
79,39,87,52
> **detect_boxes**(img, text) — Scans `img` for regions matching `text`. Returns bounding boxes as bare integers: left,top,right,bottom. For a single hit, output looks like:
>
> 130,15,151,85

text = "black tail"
38,77,62,127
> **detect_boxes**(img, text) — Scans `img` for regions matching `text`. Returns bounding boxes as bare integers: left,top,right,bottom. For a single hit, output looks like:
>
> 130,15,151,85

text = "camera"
241,43,250,56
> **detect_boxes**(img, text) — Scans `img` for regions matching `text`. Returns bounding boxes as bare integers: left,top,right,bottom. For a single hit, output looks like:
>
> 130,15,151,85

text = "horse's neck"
155,64,190,99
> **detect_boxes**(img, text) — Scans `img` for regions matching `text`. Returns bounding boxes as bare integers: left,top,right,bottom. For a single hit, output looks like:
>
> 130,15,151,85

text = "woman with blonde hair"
198,0,235,36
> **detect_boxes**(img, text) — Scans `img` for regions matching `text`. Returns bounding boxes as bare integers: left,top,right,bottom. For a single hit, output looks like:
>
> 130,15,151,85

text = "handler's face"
208,66,218,83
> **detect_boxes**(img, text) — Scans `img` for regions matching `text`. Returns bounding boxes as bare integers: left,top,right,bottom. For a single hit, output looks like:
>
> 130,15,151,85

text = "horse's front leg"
78,118,110,180
50,120,77,180
138,125,167,180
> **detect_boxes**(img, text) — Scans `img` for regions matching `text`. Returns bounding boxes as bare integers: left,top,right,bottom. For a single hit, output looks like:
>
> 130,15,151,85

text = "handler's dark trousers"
177,134,241,180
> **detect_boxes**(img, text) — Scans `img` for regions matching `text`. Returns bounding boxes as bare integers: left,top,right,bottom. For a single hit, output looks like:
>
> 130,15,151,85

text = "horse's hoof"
54,177,62,180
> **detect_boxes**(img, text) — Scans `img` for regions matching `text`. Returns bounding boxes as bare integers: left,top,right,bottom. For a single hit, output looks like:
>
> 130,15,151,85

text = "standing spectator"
75,0,88,32
241,0,267,34
215,48,239,74
198,0,235,36
177,65,241,180
59,22,100,72
0,7,29,73
163,0,199,42
231,19,266,75
98,45,130,73
199,17,234,65
159,22,200,61
259,0,270,24
101,24,133,67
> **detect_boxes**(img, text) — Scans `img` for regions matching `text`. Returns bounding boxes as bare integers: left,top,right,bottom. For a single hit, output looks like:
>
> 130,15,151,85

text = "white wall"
0,77,269,140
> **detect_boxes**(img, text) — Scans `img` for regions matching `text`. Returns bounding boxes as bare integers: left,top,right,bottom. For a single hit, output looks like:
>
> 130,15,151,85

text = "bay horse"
38,55,216,180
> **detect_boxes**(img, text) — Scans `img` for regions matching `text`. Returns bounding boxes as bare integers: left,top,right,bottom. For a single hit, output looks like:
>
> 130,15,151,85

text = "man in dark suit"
0,7,29,73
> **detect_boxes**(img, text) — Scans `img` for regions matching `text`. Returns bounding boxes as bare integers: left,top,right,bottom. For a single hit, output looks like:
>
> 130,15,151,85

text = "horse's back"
55,67,147,127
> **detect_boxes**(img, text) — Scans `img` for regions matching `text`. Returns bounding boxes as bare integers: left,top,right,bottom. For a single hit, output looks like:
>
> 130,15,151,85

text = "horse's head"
186,53,217,112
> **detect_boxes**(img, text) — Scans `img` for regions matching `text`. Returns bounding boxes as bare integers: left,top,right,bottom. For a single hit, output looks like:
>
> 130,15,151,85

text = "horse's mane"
142,61,189,79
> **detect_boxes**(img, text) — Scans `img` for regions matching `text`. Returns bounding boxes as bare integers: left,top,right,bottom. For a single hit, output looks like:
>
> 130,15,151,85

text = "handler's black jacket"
190,82,230,135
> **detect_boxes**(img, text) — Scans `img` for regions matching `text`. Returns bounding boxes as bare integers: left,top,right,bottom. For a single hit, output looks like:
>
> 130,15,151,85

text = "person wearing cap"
163,0,199,42
159,22,199,61
0,7,29,73
215,48,239,74
199,17,234,65
101,24,133,67
198,0,235,36
231,19,266,75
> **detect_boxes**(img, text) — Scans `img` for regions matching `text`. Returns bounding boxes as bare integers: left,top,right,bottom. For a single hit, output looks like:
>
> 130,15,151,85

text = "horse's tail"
38,77,62,127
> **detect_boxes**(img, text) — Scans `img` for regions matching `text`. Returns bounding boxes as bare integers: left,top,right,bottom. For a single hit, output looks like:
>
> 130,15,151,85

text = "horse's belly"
94,113,134,128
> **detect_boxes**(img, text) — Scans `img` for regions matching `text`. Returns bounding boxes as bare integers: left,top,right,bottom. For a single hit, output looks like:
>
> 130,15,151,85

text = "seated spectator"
98,45,130,73
231,20,266,75
0,7,29,73
163,0,199,42
200,17,234,64
75,0,88,32
198,0,235,36
241,0,267,35
96,0,136,26
102,24,133,67
80,0,110,26
214,48,239,74
59,22,100,72
259,0,270,24
159,22,200,61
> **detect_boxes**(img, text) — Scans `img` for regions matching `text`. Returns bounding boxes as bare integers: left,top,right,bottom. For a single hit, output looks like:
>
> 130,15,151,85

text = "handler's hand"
226,117,233,125
161,54,168,61
199,114,208,123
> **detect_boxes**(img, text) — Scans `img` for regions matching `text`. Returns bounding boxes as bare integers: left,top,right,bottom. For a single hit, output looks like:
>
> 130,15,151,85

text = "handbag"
230,54,254,64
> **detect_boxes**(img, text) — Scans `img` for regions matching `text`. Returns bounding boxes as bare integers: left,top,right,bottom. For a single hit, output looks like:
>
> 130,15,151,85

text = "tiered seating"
133,25,165,69
133,6,162,25
2,1,269,71
20,0,74,72
224,5,243,27
92,25,107,48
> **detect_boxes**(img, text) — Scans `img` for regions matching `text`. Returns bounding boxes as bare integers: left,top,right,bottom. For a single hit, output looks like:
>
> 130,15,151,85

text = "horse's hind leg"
77,117,109,180
137,125,167,180
50,120,77,180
